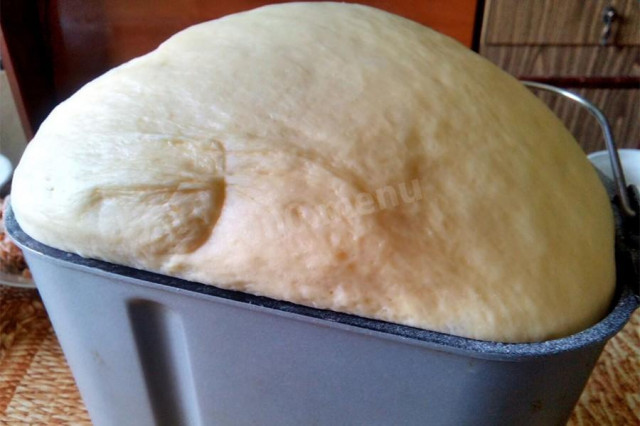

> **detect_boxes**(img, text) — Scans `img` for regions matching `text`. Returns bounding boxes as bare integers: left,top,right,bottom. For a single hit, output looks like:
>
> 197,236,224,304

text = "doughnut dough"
11,2,615,342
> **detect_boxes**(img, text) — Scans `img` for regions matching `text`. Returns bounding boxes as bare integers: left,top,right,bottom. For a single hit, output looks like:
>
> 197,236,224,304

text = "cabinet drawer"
532,88,639,153
483,0,640,46
481,45,640,78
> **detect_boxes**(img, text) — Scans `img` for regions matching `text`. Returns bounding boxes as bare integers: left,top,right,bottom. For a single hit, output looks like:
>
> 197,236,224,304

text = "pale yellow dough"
12,2,615,342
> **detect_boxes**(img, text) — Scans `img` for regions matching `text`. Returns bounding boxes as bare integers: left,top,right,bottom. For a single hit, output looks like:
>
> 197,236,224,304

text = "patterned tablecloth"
0,286,638,425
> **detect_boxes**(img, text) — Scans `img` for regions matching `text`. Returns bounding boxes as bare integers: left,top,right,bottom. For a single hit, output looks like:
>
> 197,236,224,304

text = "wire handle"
522,81,637,218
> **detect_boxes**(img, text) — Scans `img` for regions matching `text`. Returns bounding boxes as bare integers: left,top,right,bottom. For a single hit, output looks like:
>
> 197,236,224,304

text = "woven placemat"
0,286,638,425
0,287,90,425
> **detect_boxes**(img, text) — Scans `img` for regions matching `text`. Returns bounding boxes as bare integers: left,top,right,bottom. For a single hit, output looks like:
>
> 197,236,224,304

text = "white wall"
0,70,28,168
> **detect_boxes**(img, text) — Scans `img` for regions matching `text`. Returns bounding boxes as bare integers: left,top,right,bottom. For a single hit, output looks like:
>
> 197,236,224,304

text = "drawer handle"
600,5,617,46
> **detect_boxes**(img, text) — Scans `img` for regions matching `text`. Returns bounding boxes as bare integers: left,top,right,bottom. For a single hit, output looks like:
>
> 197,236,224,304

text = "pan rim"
6,204,638,360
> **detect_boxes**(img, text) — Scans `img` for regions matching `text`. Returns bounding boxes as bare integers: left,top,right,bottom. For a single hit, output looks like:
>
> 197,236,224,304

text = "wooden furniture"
0,0,478,139
479,0,640,153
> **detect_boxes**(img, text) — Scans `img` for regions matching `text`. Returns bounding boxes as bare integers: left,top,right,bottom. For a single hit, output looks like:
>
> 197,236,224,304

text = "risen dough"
12,2,615,342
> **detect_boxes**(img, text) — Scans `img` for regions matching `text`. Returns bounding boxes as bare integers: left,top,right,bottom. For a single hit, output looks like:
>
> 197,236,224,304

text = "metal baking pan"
7,85,640,426
5,197,639,426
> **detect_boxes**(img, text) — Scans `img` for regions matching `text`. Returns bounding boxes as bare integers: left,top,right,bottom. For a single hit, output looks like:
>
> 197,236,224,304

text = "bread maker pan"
7,85,639,426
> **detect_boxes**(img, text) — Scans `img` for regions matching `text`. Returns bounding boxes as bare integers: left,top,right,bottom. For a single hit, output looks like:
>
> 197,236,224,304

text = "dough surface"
12,2,615,342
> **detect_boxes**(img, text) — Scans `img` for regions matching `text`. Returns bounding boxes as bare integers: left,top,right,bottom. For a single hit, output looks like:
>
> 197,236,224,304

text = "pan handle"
522,81,637,219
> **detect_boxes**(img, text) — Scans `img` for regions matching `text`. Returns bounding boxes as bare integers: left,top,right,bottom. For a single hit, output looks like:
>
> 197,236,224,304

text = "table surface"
0,286,638,425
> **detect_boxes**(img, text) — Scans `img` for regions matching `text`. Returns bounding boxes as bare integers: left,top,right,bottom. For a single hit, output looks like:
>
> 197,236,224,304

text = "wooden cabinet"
479,0,640,152
483,0,640,46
